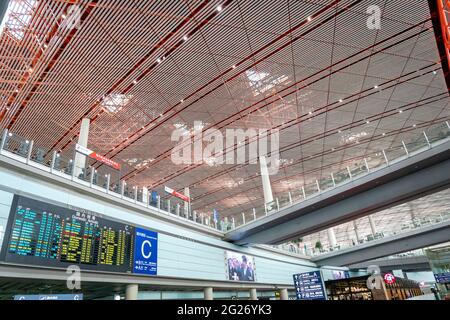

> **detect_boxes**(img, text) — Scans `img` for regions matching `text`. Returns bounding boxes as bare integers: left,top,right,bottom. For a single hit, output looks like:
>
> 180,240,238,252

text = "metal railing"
2,120,450,257
308,211,450,257
223,121,450,231
0,129,223,233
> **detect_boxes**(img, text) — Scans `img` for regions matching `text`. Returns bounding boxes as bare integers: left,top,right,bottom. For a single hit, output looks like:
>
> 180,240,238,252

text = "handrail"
221,121,450,232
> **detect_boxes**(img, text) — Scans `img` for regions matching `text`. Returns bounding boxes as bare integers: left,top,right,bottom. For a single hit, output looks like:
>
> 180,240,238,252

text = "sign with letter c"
133,228,158,275
141,240,152,259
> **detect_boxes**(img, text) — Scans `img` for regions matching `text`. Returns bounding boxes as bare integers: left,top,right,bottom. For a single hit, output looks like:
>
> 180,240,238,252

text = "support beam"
353,220,361,242
204,287,213,300
313,220,450,266
279,288,288,300
327,227,337,248
430,0,450,91
73,118,90,177
125,284,138,300
249,288,257,300
184,186,190,218
259,156,274,204
368,215,377,236
348,255,430,273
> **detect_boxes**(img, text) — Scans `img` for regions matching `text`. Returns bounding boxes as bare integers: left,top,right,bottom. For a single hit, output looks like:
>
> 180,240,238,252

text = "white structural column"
353,220,361,242
279,288,288,300
204,287,213,300
73,118,90,177
125,284,138,300
184,186,190,217
368,215,377,235
259,156,274,204
249,288,257,300
327,227,338,248
408,204,416,223
142,188,148,204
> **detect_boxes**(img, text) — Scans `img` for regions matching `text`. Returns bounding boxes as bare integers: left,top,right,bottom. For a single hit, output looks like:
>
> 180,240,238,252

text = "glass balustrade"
308,211,450,257
0,129,222,232
1,119,450,243
225,121,450,232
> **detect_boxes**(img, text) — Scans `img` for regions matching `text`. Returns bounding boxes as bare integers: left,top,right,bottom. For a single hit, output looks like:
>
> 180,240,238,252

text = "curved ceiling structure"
0,0,449,219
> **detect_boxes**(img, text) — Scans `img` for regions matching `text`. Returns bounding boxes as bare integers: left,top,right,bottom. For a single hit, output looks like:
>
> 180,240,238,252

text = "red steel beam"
430,0,450,91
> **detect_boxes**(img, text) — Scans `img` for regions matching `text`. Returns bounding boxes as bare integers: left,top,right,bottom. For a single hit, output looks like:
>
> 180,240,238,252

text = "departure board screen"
0,196,134,273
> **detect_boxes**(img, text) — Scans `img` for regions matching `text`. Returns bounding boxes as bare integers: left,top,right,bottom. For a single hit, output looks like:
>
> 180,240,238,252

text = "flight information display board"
0,195,135,273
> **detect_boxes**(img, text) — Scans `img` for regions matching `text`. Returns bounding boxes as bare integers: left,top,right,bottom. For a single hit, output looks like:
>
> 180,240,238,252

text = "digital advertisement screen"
0,195,157,275
226,251,256,282
332,270,349,280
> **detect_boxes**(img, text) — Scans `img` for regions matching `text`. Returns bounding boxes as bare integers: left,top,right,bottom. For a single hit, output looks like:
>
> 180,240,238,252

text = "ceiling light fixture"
157,58,161,63
183,35,188,41
217,5,223,12
339,99,343,103
307,16,312,21
433,70,437,75
374,85,378,89
399,109,403,113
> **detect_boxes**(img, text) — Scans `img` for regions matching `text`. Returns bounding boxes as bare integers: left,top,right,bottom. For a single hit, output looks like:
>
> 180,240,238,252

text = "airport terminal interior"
0,0,450,301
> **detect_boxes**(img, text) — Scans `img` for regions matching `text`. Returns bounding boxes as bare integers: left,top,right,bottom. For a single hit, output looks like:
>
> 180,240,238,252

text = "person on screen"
229,258,241,280
247,262,255,281
239,255,253,281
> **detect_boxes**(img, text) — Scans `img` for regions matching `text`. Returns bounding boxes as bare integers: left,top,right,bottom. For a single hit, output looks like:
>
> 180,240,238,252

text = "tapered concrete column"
408,204,417,223
74,118,90,177
259,156,274,204
204,287,213,300
353,220,361,242
368,215,377,235
184,186,190,217
142,188,148,204
249,288,257,300
327,227,337,248
125,284,138,300
279,288,288,300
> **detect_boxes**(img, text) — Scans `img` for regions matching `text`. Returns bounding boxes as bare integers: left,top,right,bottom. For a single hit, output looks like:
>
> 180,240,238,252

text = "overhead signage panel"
164,186,190,202
133,228,158,275
75,143,121,170
293,271,327,300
